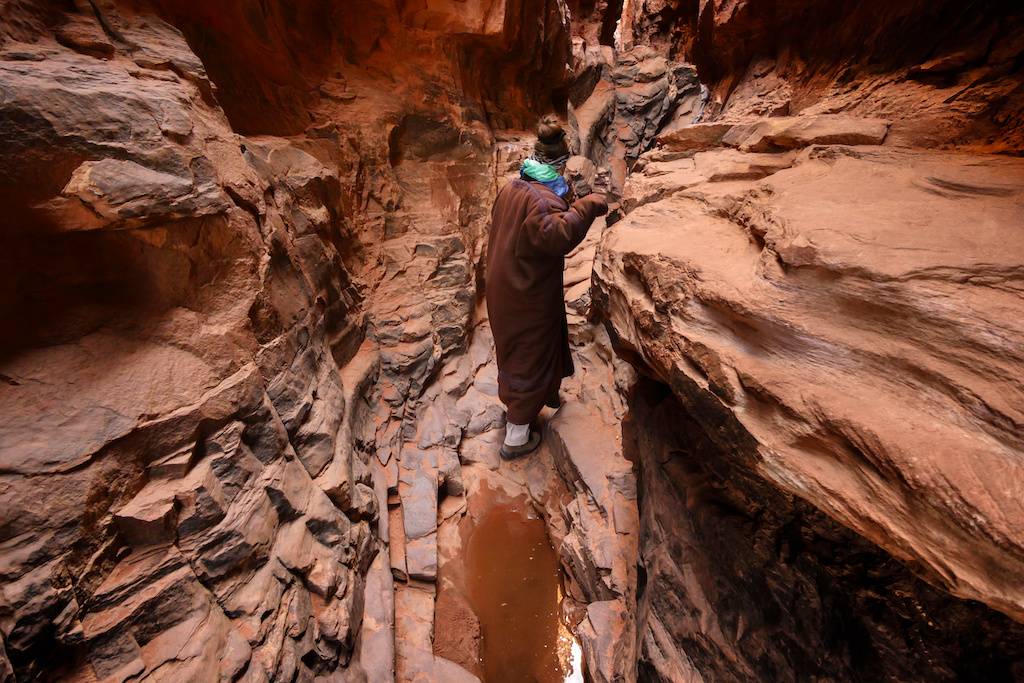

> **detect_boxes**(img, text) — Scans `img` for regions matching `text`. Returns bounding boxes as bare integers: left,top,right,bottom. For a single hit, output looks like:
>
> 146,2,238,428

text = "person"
486,115,609,460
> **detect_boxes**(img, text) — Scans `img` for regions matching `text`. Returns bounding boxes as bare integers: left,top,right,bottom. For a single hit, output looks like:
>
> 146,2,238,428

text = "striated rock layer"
4,0,1024,681
0,6,377,680
627,377,1024,681
598,0,1024,152
0,0,583,680
595,117,1024,679
585,0,1024,679
0,0,645,681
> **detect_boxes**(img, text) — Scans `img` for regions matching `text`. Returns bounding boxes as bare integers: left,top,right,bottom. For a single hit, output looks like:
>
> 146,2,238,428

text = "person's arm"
518,193,608,257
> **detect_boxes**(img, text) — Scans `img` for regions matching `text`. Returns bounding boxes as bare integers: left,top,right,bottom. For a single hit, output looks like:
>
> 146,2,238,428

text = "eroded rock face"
628,379,1024,682
600,139,1024,616
0,0,596,679
0,0,563,678
576,0,1024,674
601,0,1024,151
148,0,573,134
5,0,1024,681
0,6,382,680
595,117,1024,677
570,43,705,194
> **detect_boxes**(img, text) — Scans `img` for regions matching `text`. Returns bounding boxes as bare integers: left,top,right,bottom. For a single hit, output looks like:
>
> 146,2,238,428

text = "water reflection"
464,489,582,683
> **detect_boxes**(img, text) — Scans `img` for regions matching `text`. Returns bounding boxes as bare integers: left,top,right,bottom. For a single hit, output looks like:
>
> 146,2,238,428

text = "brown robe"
485,178,607,425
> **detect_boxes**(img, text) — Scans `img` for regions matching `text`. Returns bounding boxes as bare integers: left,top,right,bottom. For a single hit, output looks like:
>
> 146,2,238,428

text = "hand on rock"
573,176,593,198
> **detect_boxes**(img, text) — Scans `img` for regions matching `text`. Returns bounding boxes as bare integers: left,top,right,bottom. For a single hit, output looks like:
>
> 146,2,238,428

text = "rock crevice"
3,0,1024,681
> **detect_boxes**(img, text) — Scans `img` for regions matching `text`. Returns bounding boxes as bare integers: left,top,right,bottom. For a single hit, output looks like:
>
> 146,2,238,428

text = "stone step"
434,656,482,683
545,403,640,683
547,403,635,518
113,480,179,547
398,448,440,582
356,551,397,683
394,582,436,683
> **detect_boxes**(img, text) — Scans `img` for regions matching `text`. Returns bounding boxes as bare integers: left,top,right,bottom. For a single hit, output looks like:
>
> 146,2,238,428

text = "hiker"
486,115,608,460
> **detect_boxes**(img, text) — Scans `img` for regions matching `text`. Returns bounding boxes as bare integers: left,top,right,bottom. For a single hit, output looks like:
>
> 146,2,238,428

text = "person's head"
534,115,569,170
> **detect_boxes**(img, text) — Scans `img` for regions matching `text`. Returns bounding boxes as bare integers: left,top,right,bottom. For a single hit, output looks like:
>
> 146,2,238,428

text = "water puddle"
464,486,583,683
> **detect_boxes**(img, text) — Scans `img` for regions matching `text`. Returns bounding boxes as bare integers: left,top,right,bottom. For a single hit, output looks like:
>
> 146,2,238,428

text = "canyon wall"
620,0,1024,154
587,0,1024,680
2,0,1024,681
0,0,575,680
0,4,377,680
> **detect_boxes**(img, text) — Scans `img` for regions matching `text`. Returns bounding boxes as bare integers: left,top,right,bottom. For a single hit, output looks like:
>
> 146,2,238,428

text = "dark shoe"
500,430,542,461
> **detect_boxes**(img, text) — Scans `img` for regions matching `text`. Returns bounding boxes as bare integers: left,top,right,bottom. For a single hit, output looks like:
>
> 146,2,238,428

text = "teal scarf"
520,158,569,198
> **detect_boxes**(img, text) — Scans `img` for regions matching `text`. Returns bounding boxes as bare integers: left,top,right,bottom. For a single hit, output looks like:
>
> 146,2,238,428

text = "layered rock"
149,0,574,134
627,378,1024,681
575,0,1024,676
383,213,641,683
569,43,705,194
595,111,1024,677
424,321,639,683
597,0,1024,151
0,6,384,680
6,0,1023,681
0,0,608,681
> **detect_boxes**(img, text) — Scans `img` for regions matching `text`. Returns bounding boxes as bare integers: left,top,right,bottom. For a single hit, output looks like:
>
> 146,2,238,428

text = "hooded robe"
485,178,607,424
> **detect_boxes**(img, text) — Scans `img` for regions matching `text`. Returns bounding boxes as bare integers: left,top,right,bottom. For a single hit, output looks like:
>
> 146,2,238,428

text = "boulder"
725,115,891,152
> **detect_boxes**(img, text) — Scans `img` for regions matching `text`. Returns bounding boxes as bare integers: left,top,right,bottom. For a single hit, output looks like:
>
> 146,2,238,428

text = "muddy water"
464,489,580,683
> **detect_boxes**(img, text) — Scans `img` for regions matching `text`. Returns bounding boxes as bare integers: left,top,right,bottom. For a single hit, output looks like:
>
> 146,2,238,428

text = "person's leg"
543,382,561,409
504,420,530,446
500,404,542,459
500,422,541,459
498,358,562,459
500,382,545,447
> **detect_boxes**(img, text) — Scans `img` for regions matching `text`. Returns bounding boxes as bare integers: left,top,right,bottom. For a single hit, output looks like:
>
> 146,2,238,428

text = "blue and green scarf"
520,157,570,198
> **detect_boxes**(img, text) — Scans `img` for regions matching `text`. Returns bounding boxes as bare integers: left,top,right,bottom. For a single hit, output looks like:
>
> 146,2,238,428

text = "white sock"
504,421,530,447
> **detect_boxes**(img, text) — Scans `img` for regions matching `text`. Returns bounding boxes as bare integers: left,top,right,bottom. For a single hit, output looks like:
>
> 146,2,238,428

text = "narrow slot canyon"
1,1,1023,682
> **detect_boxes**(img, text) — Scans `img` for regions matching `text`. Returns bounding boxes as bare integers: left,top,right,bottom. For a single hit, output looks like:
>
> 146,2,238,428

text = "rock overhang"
596,141,1024,621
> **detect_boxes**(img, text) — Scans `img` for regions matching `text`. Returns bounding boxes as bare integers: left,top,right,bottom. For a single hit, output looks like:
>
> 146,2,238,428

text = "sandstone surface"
606,0,1024,151
0,0,577,678
595,134,1024,678
3,0,1024,681
0,5,383,677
